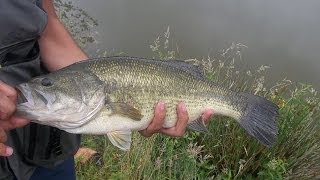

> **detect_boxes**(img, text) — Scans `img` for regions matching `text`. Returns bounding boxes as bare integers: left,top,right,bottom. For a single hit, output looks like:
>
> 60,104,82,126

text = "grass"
76,82,320,179
73,27,320,179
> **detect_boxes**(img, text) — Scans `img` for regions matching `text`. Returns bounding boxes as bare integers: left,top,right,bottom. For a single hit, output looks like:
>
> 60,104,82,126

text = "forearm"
39,0,88,71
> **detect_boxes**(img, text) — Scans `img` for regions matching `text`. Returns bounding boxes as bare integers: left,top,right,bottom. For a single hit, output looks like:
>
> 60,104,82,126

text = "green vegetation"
53,2,320,179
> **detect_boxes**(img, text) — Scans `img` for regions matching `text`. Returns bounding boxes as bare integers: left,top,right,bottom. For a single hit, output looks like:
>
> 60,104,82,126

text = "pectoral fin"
109,102,143,121
107,131,132,151
188,117,209,134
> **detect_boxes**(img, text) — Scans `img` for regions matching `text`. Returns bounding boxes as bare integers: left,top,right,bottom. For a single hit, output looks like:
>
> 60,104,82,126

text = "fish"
15,56,279,151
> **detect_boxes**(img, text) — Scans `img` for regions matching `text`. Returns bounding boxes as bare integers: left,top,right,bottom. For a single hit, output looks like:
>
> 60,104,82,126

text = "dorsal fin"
164,60,205,80
105,56,206,80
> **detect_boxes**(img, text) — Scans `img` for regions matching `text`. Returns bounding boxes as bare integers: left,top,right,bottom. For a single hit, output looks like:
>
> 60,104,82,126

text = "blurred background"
71,0,319,89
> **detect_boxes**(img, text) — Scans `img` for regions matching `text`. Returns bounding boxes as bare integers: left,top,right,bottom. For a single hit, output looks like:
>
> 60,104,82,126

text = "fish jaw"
15,83,46,120
15,81,107,129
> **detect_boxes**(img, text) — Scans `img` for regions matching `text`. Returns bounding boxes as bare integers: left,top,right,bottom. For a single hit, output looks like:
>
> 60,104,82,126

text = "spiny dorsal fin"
107,131,132,151
109,102,143,121
164,60,205,80
104,56,206,80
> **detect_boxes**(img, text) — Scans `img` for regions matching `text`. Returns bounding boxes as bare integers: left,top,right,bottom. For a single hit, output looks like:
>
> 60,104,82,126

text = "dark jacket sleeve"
0,0,80,179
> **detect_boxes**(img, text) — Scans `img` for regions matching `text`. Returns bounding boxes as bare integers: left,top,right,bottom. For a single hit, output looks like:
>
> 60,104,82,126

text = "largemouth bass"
15,56,278,150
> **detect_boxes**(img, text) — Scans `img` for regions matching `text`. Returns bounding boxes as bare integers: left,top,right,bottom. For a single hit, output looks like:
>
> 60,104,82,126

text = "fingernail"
159,101,165,111
6,147,13,156
208,109,214,116
180,102,187,112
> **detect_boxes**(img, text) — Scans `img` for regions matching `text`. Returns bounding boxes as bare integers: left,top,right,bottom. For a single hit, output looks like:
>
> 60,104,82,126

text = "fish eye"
41,78,53,87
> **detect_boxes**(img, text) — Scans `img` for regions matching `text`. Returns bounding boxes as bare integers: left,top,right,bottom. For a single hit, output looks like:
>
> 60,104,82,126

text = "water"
72,0,320,89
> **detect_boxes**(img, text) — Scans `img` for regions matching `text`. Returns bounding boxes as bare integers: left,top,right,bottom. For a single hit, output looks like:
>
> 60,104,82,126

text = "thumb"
0,116,30,130
202,109,214,124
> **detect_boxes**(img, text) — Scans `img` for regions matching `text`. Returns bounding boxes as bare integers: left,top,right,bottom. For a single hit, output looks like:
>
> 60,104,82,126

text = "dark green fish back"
73,56,226,97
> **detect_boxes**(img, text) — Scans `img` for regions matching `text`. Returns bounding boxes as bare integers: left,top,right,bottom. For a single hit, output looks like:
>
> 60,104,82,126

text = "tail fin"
239,93,279,147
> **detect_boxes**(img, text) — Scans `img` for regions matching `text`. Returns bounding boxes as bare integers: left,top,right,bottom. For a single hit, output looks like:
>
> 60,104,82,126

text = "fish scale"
16,56,279,151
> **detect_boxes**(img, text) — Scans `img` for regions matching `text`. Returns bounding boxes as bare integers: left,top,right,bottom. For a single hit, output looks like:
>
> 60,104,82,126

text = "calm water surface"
72,0,320,89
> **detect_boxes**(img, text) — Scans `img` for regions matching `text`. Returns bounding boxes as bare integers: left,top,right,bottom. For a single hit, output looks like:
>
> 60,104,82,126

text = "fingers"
0,81,18,120
201,109,214,124
0,143,13,157
0,128,13,157
139,101,166,137
0,81,19,156
0,128,7,143
0,81,17,102
160,102,189,137
140,101,214,138
0,94,16,120
0,116,30,131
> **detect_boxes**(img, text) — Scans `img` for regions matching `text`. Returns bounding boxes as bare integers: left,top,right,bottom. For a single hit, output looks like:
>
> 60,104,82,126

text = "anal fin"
188,117,209,134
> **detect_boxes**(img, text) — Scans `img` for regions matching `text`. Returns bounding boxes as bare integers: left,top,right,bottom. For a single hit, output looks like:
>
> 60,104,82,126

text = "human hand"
0,81,30,156
139,101,214,137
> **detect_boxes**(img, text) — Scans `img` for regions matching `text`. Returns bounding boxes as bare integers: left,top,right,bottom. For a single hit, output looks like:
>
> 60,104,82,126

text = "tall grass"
74,27,320,179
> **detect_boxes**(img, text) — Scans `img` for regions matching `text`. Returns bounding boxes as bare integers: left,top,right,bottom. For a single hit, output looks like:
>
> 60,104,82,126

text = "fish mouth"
16,87,28,104
15,83,34,106
15,83,38,119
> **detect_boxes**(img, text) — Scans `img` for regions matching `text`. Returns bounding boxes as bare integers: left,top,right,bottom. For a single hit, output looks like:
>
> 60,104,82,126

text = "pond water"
72,0,320,90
